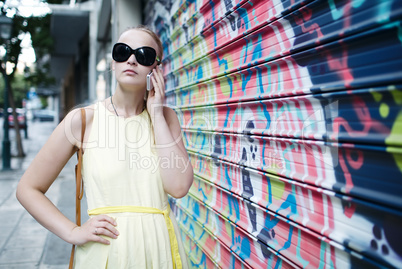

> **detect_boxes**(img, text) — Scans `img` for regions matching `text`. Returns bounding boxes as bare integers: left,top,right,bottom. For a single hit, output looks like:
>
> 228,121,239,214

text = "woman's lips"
124,69,137,75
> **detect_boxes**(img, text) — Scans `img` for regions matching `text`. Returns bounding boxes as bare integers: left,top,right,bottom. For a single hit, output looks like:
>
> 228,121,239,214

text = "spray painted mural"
144,0,402,268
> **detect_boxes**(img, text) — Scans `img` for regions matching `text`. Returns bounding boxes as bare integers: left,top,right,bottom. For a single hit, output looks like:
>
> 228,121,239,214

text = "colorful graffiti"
144,0,402,267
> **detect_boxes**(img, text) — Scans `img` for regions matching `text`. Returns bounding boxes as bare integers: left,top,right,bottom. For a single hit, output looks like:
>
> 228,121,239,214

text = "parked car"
8,108,27,128
8,108,28,138
33,109,55,122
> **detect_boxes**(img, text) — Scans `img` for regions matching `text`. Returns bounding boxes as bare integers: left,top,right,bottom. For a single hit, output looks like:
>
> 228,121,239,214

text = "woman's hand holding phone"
147,71,154,91
146,66,165,119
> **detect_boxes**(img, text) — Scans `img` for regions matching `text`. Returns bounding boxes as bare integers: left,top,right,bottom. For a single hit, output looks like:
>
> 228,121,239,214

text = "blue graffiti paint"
256,66,264,95
218,185,225,213
183,195,191,208
328,0,369,20
179,86,190,110
296,228,310,268
194,129,207,152
240,237,251,259
265,64,272,94
230,254,236,269
229,106,243,129
252,8,259,26
240,44,247,65
179,52,188,66
193,200,200,219
197,154,203,174
240,39,253,65
197,65,203,81
199,254,207,267
197,179,208,202
267,255,273,269
183,131,190,147
187,88,192,107
328,0,345,20
209,0,216,21
317,240,326,269
227,76,234,98
238,7,250,30
241,69,253,94
377,0,392,24
223,135,228,158
265,174,273,205
204,200,209,226
225,164,233,189
252,34,263,63
223,106,231,129
212,25,218,48
262,138,267,167
276,192,298,219
233,235,242,257
217,53,229,71
197,227,207,243
230,212,236,247
277,225,294,253
184,66,191,85
188,220,196,238
228,194,241,222
213,212,222,238
260,102,272,130
265,214,280,230
274,258,283,269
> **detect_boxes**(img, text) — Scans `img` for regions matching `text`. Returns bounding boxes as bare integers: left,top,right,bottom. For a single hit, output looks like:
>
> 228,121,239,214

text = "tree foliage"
0,1,54,108
25,14,55,87
0,1,55,157
0,72,29,107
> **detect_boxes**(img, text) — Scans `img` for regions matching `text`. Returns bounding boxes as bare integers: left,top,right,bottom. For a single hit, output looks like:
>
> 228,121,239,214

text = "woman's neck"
109,87,145,117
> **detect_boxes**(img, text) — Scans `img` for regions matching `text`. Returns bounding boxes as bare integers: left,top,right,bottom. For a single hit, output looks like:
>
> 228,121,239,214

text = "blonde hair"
121,25,163,63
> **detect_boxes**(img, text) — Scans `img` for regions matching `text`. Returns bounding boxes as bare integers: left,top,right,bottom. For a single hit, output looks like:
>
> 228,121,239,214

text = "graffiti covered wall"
144,0,402,268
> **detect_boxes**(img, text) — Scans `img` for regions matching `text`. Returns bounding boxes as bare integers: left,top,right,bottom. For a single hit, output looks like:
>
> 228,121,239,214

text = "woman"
16,25,193,268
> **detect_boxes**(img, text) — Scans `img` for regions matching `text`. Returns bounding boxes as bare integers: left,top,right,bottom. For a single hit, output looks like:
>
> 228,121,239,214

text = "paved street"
0,119,88,268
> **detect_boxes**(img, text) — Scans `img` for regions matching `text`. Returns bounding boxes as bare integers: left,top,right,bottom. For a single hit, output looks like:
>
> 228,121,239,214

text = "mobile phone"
146,71,154,91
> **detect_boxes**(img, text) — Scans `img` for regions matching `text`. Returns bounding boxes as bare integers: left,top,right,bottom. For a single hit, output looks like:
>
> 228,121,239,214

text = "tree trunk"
7,78,25,157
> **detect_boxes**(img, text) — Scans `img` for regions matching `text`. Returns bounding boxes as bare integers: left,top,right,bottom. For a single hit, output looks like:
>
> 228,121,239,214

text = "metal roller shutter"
144,0,402,268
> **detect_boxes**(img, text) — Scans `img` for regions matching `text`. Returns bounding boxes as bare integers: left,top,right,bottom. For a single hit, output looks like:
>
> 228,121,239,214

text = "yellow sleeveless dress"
73,102,188,268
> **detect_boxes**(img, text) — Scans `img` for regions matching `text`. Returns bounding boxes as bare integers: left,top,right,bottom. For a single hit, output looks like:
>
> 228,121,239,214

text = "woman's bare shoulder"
62,104,96,148
64,104,95,127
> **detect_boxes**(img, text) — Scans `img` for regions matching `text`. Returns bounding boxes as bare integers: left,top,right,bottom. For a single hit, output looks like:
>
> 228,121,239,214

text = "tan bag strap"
69,108,86,269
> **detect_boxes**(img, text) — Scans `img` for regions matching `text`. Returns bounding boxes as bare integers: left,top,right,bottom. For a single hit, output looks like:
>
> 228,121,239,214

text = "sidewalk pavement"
0,120,88,269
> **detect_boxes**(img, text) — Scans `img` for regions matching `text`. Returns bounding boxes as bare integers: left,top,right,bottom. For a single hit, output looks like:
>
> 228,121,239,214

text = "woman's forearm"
151,114,193,198
16,184,77,244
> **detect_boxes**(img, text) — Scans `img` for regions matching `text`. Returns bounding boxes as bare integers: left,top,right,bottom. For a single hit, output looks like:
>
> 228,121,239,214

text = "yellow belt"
88,205,182,269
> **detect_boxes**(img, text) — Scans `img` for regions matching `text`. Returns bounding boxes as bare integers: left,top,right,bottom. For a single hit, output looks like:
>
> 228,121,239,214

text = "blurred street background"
0,0,137,267
0,118,87,269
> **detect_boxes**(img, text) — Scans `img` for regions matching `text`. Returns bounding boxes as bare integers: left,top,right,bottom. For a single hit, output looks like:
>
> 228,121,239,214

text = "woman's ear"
111,61,115,70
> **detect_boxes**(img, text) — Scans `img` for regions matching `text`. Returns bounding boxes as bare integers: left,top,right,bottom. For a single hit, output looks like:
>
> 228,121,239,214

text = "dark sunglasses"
112,43,161,66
